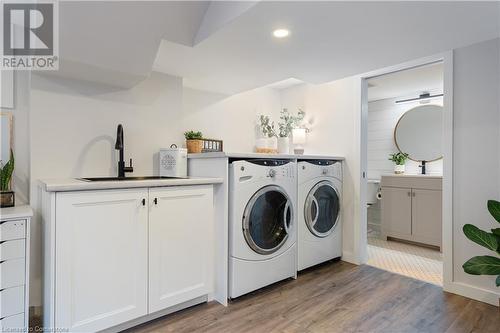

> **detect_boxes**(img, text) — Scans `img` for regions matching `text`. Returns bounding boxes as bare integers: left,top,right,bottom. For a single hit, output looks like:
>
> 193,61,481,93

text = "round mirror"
394,104,443,161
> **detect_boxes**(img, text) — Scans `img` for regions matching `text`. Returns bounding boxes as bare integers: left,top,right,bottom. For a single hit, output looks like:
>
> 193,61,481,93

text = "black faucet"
115,124,134,177
419,160,426,175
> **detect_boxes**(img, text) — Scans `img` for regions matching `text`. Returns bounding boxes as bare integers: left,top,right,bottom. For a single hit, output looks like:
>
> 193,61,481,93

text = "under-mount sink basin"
79,176,184,182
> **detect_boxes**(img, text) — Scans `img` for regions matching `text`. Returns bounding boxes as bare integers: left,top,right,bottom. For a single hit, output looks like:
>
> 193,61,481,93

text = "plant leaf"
462,256,500,275
497,275,500,287
488,200,500,224
463,224,498,252
492,228,500,237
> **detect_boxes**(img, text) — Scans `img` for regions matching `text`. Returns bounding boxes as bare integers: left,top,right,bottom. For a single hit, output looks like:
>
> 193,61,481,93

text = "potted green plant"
184,130,203,153
462,200,500,294
277,108,307,154
388,152,409,174
256,115,277,153
0,150,15,207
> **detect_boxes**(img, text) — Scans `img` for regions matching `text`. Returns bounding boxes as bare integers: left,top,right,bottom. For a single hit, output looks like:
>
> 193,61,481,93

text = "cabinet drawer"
0,313,24,330
0,259,25,289
0,220,25,241
0,239,25,261
0,286,24,318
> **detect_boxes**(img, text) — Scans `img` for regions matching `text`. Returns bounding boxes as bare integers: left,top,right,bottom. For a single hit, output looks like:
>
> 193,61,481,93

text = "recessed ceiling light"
273,29,289,38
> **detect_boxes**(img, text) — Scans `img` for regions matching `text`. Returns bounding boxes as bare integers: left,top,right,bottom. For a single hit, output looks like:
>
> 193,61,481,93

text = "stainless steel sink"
79,176,184,182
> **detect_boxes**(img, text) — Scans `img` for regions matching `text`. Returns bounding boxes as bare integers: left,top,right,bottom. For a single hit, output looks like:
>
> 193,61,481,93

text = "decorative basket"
186,139,203,153
0,191,15,208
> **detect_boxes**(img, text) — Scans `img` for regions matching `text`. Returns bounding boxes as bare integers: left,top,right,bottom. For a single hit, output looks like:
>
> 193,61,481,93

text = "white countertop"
381,173,443,179
40,177,224,192
0,205,33,220
188,152,345,160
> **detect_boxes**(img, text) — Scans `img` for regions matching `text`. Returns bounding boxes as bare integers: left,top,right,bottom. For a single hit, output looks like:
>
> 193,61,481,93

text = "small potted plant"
388,152,409,174
0,150,15,207
256,115,277,153
184,130,203,153
277,108,307,154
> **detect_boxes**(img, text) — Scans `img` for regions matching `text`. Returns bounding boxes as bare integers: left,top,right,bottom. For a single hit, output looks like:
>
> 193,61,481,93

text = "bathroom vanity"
381,174,442,249
40,177,222,332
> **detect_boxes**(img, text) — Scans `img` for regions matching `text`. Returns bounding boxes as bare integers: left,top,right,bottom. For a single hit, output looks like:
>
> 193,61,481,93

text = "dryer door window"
243,185,293,255
305,181,340,237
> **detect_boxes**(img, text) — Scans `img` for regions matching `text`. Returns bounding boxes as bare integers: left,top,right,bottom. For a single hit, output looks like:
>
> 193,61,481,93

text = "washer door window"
243,185,293,255
305,181,340,237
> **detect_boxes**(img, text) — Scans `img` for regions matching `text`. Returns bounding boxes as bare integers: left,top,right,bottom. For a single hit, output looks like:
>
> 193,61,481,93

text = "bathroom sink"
79,176,184,182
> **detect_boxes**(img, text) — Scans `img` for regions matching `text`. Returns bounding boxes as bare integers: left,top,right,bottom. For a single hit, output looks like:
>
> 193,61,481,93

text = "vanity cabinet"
43,185,214,333
381,175,442,249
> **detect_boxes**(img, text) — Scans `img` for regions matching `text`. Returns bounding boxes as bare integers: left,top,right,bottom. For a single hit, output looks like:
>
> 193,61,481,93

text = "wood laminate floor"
126,261,499,333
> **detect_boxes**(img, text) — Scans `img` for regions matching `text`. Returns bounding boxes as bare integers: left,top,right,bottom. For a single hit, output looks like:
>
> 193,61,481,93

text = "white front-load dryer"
229,159,297,298
298,160,342,271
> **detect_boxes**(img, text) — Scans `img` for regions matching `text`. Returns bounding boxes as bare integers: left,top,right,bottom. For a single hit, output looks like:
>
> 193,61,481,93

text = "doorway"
361,61,446,286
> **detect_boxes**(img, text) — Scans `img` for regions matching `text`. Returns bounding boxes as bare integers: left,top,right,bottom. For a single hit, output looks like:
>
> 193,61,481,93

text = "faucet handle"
124,158,134,173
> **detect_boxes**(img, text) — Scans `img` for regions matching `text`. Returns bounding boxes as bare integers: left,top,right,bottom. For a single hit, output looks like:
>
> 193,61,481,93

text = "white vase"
394,164,405,174
277,137,290,154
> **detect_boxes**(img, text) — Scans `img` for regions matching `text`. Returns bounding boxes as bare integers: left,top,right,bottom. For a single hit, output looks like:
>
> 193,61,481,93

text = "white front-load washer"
298,159,342,271
229,159,297,298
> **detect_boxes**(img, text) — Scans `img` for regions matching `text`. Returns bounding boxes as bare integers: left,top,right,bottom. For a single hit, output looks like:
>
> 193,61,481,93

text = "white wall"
452,38,500,297
367,94,443,180
280,80,364,263
28,72,282,306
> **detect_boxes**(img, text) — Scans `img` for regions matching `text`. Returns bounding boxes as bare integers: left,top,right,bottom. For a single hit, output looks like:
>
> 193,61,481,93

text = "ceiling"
367,62,443,102
49,1,499,93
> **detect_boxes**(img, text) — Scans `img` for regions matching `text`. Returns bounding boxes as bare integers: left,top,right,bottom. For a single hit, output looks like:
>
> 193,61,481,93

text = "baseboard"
444,281,500,307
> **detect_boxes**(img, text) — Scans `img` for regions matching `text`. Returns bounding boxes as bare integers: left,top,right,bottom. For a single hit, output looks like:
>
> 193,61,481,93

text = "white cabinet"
55,189,148,332
43,185,214,332
381,175,442,249
0,206,31,333
149,186,213,312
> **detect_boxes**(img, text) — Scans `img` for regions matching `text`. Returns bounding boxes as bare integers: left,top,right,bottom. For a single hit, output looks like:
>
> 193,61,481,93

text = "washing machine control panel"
234,159,295,180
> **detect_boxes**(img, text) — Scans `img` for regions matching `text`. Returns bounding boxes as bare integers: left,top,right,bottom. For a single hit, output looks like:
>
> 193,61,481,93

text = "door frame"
357,51,454,290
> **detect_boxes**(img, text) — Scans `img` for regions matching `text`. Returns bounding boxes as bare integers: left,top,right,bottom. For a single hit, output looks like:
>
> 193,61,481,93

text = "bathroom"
365,62,444,286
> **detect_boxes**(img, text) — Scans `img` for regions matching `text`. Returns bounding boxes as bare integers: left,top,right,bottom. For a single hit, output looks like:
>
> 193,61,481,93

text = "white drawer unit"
0,239,25,261
0,313,25,331
0,259,25,289
0,286,24,318
0,206,32,332
0,220,25,241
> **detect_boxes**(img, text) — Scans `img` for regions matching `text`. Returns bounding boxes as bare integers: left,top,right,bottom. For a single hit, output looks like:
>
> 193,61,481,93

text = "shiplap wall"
367,92,443,181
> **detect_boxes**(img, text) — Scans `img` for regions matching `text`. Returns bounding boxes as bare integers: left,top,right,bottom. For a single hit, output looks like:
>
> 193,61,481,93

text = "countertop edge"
188,152,345,160
0,205,34,220
40,177,224,192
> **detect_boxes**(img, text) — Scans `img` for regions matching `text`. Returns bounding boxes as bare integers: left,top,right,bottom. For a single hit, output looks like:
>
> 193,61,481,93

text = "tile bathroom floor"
367,237,443,286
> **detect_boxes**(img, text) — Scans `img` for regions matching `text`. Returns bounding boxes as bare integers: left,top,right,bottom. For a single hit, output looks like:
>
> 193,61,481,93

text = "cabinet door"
412,189,442,248
55,189,148,332
381,187,412,239
149,186,213,313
